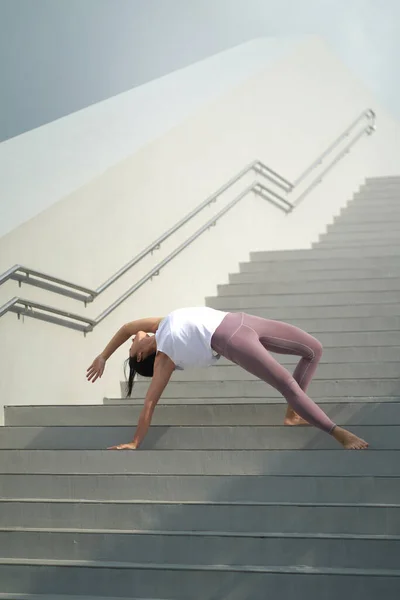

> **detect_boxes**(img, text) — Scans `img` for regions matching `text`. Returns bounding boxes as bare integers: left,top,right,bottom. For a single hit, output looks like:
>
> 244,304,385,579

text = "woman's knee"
311,337,323,360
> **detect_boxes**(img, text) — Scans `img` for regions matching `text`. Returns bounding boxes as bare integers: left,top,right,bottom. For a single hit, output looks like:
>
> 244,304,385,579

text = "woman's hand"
86,355,106,383
108,442,138,450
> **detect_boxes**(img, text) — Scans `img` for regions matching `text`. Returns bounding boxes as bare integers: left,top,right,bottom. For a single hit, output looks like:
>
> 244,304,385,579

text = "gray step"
218,280,400,295
341,206,400,218
316,239,400,250
0,425,394,450
326,221,400,233
336,213,400,224
0,450,397,476
348,194,400,204
2,500,399,534
131,379,400,399
218,304,400,319
170,362,400,380
239,256,400,272
322,229,400,242
341,202,400,214
2,473,400,503
207,290,400,308
250,247,400,262
2,529,400,570
1,561,400,599
6,402,400,426
230,268,400,283
216,345,400,363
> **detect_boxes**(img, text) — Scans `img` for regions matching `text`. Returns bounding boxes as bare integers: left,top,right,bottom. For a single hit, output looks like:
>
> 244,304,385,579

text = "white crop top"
155,307,227,369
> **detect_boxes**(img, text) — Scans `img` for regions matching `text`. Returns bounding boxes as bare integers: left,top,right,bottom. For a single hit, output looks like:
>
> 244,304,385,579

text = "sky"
0,0,399,142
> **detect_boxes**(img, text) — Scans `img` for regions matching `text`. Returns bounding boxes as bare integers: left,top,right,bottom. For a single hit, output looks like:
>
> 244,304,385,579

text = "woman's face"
130,335,156,362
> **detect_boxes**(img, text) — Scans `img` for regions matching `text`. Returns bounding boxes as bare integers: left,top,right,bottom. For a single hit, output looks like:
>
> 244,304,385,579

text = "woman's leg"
212,313,368,448
226,321,335,433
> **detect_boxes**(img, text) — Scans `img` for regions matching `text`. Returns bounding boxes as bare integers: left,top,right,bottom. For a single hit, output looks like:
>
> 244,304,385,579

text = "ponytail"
124,353,156,397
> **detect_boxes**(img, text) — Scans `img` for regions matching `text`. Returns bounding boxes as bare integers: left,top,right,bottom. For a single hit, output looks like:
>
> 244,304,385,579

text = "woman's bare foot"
284,407,309,426
108,442,138,450
331,426,369,450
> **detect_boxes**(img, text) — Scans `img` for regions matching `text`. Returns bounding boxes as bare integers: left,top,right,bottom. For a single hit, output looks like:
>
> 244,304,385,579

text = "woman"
87,307,368,451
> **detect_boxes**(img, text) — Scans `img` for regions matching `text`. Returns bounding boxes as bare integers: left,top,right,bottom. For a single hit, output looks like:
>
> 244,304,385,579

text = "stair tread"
2,557,400,576
1,526,400,540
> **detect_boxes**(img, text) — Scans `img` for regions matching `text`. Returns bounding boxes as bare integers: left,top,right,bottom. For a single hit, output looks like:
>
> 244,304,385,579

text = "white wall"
1,36,400,424
0,36,297,237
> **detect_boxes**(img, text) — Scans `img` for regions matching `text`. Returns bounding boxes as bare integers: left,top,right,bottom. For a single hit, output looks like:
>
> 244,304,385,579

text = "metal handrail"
0,108,376,331
7,182,273,333
292,108,375,187
293,122,375,208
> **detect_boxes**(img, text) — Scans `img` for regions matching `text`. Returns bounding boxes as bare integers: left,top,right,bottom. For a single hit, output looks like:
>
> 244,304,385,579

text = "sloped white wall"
0,36,399,423
0,36,298,238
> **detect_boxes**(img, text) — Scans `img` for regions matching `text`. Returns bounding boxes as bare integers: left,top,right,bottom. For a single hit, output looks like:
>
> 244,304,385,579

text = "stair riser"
211,304,400,319
230,269,400,283
169,363,400,381
5,403,400,426
218,282,400,295
341,202,400,216
1,530,399,570
131,379,400,399
322,230,400,241
1,565,399,599
240,256,400,272
0,450,397,476
0,425,396,450
207,291,400,308
335,214,400,224
2,503,398,535
316,240,400,249
251,248,400,261
2,474,399,503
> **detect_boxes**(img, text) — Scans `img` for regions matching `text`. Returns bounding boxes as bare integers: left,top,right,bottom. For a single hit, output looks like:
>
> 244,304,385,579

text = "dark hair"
125,353,156,397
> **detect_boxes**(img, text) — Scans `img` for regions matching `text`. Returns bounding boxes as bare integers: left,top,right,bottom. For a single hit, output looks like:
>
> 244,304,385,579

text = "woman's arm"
100,318,162,360
108,352,175,450
86,317,163,383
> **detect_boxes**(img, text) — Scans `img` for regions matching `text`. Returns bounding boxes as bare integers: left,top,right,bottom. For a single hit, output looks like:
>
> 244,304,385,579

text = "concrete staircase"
1,175,400,599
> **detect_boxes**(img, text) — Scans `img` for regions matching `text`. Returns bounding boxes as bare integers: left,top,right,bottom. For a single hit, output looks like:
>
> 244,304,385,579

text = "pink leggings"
211,312,336,434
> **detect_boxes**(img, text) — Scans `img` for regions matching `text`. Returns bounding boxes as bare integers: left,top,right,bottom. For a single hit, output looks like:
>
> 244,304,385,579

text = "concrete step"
216,304,400,319
365,176,400,184
0,425,394,450
130,378,400,399
0,449,397,476
316,239,400,250
169,362,400,381
250,247,400,262
335,213,400,224
321,230,400,242
217,280,400,295
326,221,400,233
348,194,400,204
6,402,400,426
207,290,400,309
340,204,400,217
1,560,400,599
1,500,399,534
2,473,399,503
2,529,400,571
230,268,400,284
239,256,400,272
341,206,400,218
214,345,400,363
